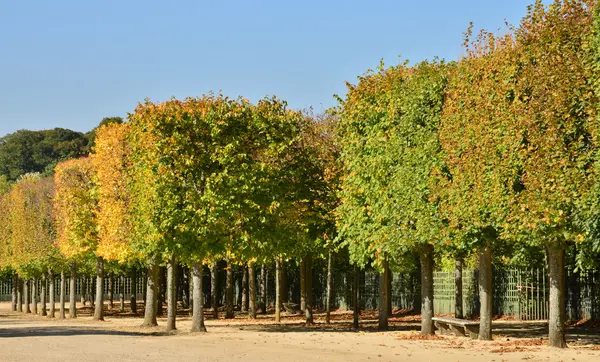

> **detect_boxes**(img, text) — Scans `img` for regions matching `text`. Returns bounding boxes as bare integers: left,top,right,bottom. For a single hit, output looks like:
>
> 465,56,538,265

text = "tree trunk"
225,260,234,319
141,256,159,327
241,265,248,313
326,252,332,324
275,256,282,322
378,259,389,330
108,275,114,310
300,259,306,312
420,244,434,335
142,269,147,307
32,277,38,315
24,279,30,313
156,266,165,317
248,262,256,319
305,253,314,324
81,278,86,305
40,275,47,316
547,246,567,348
129,269,137,314
190,261,207,332
413,260,422,314
166,254,177,331
119,276,125,312
455,257,463,319
353,265,360,329
93,257,105,321
478,244,493,340
60,271,66,319
260,265,267,314
188,267,194,316
17,276,23,313
211,262,218,319
48,272,55,318
386,263,393,317
281,262,289,305
69,262,77,318
11,273,17,311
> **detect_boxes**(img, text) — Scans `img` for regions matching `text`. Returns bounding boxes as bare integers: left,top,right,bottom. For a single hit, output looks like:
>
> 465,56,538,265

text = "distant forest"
0,117,122,181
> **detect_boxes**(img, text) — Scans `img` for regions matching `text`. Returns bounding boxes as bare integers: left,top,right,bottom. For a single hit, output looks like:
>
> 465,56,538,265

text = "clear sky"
0,0,545,137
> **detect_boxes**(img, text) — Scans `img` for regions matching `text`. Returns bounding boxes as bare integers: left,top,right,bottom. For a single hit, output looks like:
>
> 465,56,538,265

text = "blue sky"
0,0,545,137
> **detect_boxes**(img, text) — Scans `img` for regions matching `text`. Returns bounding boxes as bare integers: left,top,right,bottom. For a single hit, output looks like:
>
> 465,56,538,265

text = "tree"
54,157,100,319
337,60,450,333
438,25,521,340
85,117,124,153
507,0,596,348
0,128,88,181
92,122,136,263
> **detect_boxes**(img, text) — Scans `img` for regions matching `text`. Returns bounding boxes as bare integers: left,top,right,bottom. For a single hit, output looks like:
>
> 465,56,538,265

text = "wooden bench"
432,317,480,339
282,302,302,315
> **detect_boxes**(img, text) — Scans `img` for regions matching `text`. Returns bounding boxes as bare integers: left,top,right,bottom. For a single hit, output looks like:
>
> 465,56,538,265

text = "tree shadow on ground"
0,319,166,338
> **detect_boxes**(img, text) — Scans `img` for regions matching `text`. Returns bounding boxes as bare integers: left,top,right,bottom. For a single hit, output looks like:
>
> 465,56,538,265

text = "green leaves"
337,61,450,268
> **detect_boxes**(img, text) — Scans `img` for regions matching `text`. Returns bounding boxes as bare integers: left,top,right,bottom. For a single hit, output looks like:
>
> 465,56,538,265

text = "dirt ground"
1,302,599,362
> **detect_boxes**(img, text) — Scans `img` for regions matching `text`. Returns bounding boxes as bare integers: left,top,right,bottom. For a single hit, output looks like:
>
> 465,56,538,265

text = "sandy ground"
1,302,599,362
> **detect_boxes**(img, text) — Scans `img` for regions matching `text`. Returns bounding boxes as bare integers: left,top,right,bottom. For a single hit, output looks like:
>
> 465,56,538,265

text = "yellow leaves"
92,122,134,262
54,157,98,259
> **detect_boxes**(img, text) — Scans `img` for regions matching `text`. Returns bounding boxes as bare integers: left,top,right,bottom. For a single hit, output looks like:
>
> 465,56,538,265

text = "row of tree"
1,0,599,349
0,95,338,333
336,0,600,348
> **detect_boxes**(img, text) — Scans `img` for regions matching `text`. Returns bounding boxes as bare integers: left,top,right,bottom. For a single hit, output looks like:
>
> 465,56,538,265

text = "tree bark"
211,262,218,319
300,259,306,312
413,260,422,314
305,253,314,324
166,254,177,331
32,277,38,315
59,270,66,319
275,256,282,322
190,261,207,332
420,244,434,335
129,268,137,314
93,257,105,321
248,262,256,319
260,265,267,314
69,262,77,318
17,276,23,313
119,275,125,312
188,267,194,316
156,266,165,317
455,257,464,319
378,259,389,330
81,277,86,305
387,262,392,316
547,246,567,348
478,244,493,340
11,273,17,311
108,275,114,310
24,279,30,313
141,256,159,327
40,275,47,316
142,269,147,307
281,262,289,305
353,265,360,329
241,265,248,313
225,260,234,319
326,252,332,324
48,272,55,318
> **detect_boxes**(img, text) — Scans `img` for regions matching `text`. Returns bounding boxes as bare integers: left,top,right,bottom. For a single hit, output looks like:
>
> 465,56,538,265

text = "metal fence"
2,267,599,321
0,275,145,302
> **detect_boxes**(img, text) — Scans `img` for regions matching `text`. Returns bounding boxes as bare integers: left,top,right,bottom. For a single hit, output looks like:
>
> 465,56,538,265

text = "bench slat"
431,317,479,326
